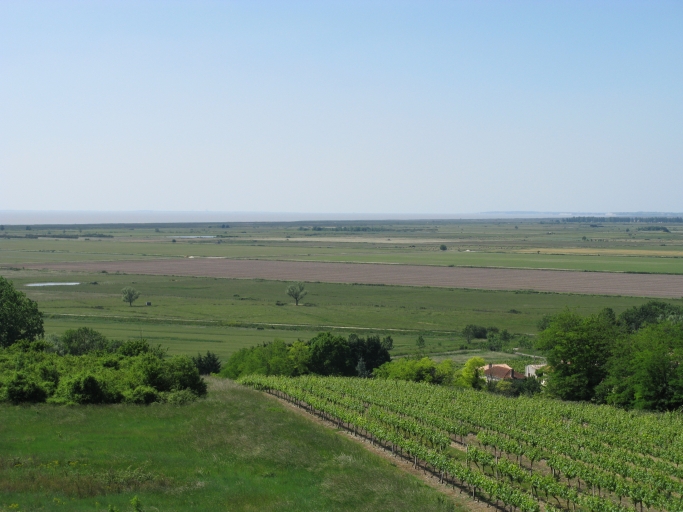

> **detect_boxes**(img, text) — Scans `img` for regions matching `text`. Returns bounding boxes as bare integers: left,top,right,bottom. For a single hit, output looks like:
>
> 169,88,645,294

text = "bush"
374,357,455,385
166,356,207,396
54,327,114,355
462,324,487,342
54,373,115,405
0,337,206,405
220,333,391,380
162,389,198,405
124,385,160,405
4,372,48,404
119,339,165,358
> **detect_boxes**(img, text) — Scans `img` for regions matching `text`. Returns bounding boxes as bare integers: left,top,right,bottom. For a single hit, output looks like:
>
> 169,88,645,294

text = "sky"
1,1,682,217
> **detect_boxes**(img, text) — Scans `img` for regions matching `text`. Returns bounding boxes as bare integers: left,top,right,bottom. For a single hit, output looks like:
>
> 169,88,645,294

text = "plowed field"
16,259,683,298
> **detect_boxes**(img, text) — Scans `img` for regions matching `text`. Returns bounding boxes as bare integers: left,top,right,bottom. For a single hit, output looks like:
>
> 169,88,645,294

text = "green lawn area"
0,379,462,512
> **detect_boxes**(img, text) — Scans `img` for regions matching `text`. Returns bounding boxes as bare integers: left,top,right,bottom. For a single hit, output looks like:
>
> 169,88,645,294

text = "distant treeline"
309,226,395,232
1,233,113,239
300,225,429,232
563,216,683,223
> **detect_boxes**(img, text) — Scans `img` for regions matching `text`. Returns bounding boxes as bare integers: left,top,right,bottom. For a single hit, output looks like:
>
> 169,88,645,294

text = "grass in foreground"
0,379,462,512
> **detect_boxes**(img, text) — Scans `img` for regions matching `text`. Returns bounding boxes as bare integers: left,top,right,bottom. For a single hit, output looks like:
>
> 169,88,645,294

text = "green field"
1,268,665,360
0,379,462,512
1,219,682,274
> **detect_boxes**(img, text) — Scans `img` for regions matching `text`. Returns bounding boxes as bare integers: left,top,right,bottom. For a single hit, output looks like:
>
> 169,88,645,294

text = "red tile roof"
480,363,525,380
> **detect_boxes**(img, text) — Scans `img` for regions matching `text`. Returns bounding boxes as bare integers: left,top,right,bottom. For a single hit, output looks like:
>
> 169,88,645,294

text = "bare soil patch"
16,258,683,298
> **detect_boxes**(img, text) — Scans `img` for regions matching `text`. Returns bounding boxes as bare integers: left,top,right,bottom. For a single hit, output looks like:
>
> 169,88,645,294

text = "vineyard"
240,375,683,512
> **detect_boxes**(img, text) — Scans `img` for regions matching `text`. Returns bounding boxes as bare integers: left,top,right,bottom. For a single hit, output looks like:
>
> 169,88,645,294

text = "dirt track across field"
16,258,683,298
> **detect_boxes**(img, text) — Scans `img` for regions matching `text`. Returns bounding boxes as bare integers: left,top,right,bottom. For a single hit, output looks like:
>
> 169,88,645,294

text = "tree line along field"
242,375,683,512
1,219,682,274
0,268,668,360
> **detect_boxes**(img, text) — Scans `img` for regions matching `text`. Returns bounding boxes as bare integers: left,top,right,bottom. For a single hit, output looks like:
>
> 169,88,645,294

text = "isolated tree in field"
286,282,307,306
416,335,426,351
439,244,447,251
0,276,44,348
121,287,140,307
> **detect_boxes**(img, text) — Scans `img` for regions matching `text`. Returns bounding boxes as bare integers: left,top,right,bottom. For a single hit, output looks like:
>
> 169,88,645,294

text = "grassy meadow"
1,219,682,273
0,379,463,512
0,268,666,360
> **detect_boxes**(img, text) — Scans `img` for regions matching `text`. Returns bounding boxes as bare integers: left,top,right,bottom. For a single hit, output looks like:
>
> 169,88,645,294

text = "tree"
288,341,310,376
416,335,426,350
618,300,683,332
192,351,222,375
356,357,370,378
286,282,307,306
0,276,44,348
307,332,354,376
458,357,486,389
380,335,394,351
121,287,140,306
348,334,391,372
439,244,447,251
536,308,619,401
463,324,487,343
55,327,110,355
598,321,683,410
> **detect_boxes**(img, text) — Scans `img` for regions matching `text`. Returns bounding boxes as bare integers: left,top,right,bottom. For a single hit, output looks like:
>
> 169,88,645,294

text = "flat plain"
1,218,681,360
2,218,683,511
1,219,682,273
21,258,683,297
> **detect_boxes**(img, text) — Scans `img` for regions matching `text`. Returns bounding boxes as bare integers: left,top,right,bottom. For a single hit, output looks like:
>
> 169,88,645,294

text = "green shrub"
54,327,114,355
124,385,160,404
162,389,198,405
4,372,48,403
166,356,207,395
54,373,115,404
119,339,165,358
0,337,206,405
221,333,391,380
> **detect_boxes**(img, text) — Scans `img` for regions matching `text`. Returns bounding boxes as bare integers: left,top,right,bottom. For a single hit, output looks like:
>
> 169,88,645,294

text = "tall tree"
599,321,683,411
0,277,44,348
536,308,619,401
121,287,140,306
286,282,307,306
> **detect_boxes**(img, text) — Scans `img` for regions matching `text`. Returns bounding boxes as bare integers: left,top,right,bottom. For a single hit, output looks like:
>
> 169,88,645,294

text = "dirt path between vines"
16,258,683,297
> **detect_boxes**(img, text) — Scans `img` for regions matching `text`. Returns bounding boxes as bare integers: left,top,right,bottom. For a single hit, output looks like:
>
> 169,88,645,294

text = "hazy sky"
2,1,682,215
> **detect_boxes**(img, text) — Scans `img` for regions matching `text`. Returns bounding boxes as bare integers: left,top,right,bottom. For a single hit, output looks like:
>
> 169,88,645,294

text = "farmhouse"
525,364,546,378
480,363,525,382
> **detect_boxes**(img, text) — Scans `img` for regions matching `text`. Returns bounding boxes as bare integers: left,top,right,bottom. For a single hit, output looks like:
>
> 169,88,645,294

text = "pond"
25,282,80,287
166,236,216,239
